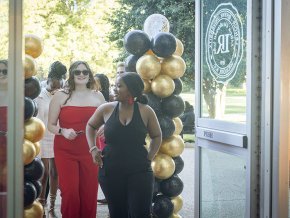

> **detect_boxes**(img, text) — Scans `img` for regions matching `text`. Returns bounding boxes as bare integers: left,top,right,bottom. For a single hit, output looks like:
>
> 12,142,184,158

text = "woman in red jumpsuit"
48,61,105,218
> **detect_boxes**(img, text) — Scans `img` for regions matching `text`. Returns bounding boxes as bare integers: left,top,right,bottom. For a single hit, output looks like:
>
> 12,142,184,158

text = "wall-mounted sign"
205,3,243,84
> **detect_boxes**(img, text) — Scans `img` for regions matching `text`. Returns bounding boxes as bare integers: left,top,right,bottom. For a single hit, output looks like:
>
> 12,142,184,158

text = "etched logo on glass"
205,3,243,84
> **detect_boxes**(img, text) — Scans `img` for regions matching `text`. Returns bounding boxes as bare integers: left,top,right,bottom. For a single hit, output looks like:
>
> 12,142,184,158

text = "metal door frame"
7,0,24,217
194,0,261,217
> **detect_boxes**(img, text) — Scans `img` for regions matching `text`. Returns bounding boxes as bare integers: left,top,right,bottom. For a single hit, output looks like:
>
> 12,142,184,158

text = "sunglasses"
0,69,7,75
72,70,90,76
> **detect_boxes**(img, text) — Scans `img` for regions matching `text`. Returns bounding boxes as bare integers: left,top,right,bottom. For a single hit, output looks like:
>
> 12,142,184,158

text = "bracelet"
89,146,97,153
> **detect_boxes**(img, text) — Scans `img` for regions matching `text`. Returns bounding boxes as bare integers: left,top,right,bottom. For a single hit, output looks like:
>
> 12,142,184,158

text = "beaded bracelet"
89,146,97,153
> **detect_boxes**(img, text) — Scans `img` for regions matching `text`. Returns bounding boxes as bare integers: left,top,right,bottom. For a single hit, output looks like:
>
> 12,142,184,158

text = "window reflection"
0,0,9,217
0,59,8,217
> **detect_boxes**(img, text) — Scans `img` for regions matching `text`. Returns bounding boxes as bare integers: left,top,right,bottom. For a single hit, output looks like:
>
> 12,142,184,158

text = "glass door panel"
201,0,247,123
200,147,246,218
0,0,9,217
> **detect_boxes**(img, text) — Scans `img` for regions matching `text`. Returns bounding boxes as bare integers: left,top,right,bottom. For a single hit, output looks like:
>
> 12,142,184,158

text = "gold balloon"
151,74,175,98
161,55,186,79
151,153,175,179
25,34,43,58
23,139,36,165
171,195,183,213
24,200,44,218
174,38,184,56
143,79,152,93
24,55,36,79
146,49,155,56
24,117,45,143
169,213,182,218
173,117,183,135
160,135,185,157
136,55,161,80
34,141,41,156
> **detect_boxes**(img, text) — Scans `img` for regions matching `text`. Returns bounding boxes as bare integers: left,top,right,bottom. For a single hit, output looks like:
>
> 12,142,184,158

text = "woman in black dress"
86,72,162,218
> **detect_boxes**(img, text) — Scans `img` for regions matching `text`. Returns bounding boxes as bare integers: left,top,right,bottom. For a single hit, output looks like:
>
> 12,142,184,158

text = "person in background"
116,61,125,76
86,72,162,218
0,60,8,218
94,73,110,102
35,61,67,217
180,101,195,135
94,73,111,205
48,61,105,218
40,64,67,89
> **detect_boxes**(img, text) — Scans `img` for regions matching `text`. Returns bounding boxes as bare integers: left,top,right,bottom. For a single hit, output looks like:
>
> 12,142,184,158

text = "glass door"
0,0,9,217
195,0,261,217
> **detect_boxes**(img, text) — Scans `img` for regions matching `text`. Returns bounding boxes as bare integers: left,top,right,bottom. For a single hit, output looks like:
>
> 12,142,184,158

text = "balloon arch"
123,13,186,218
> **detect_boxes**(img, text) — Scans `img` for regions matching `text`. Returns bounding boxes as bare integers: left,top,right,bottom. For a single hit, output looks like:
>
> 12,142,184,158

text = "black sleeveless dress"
101,101,151,175
99,102,154,218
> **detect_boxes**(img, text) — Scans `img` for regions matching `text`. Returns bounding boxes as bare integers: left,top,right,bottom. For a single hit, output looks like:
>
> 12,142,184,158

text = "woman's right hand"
61,128,78,140
91,149,103,168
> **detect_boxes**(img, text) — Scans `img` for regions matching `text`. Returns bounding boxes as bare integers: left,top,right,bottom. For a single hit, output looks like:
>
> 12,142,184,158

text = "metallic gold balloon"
151,153,175,179
25,34,43,58
143,79,152,93
24,200,44,218
34,141,41,156
161,55,186,79
169,213,182,218
24,117,45,143
23,139,36,165
24,55,37,79
160,135,185,157
144,134,151,151
174,38,184,56
151,74,175,98
171,195,183,213
146,49,155,56
173,117,183,135
136,55,161,80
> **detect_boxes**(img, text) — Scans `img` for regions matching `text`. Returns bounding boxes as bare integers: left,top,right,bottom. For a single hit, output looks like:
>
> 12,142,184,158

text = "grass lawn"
183,134,195,143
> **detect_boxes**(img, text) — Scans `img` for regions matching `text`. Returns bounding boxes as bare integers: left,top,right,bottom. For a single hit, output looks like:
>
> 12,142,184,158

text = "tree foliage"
22,0,120,79
106,0,195,89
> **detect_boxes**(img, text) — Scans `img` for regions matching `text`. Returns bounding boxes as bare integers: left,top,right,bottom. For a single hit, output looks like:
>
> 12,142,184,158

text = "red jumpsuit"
54,106,99,218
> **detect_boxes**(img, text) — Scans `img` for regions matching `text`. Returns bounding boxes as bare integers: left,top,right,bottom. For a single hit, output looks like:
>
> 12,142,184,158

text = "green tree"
106,0,195,89
23,0,120,80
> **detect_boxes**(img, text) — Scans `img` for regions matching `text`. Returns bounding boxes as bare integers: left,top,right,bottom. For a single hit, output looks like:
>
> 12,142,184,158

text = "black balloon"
160,175,184,197
24,157,44,181
125,55,140,72
158,115,175,139
24,181,37,207
32,99,38,117
31,180,42,198
161,95,185,118
124,30,151,56
173,156,184,174
152,194,174,218
153,179,161,201
173,78,183,95
25,76,41,99
146,93,162,116
24,97,35,121
151,32,177,58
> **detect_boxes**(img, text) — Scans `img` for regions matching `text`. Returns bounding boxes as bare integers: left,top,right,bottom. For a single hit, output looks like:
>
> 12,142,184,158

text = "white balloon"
143,14,170,39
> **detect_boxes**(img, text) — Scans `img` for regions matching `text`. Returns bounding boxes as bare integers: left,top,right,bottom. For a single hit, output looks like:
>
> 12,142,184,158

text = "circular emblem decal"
205,3,243,84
